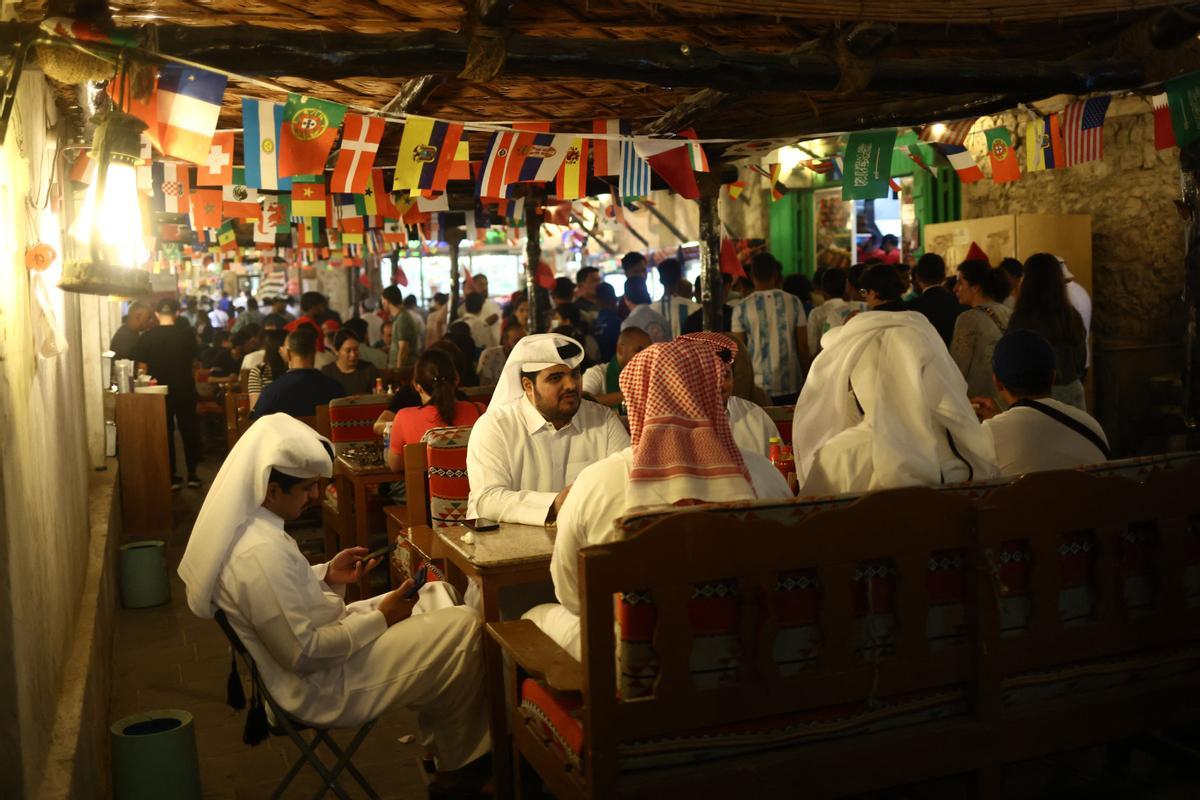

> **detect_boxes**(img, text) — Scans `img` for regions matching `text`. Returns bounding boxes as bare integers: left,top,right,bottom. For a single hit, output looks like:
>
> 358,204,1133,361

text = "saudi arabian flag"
1166,70,1200,147
842,129,897,200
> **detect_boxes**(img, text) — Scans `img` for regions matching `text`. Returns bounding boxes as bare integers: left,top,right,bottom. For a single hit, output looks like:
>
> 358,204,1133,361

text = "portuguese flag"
984,127,1021,184
278,94,346,179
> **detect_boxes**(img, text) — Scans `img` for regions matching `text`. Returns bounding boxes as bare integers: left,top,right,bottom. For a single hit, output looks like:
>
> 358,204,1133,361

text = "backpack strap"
1012,399,1111,459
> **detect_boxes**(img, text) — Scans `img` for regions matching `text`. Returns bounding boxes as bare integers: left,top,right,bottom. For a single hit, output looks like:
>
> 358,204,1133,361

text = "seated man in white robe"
467,333,630,526
974,329,1109,475
681,332,778,459
178,414,490,790
792,309,998,497
524,337,793,659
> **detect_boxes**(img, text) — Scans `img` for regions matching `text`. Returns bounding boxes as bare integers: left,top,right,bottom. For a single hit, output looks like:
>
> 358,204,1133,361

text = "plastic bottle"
375,377,384,395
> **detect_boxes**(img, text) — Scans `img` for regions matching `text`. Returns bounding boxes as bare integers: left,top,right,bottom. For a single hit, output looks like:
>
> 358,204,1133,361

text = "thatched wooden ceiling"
13,0,1200,163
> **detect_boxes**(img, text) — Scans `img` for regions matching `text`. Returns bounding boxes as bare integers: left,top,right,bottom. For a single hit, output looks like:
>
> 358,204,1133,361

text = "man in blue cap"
973,329,1109,475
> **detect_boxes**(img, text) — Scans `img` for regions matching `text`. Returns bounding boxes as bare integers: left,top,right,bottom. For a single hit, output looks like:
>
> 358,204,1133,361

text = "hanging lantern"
61,105,153,296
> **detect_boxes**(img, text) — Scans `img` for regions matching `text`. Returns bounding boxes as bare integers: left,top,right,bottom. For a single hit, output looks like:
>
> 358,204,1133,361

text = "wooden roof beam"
642,88,736,136
379,74,447,115
133,27,1146,96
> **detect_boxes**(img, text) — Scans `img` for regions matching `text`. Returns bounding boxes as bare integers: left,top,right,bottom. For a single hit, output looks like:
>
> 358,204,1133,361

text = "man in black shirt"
134,299,201,489
110,301,152,361
251,326,345,421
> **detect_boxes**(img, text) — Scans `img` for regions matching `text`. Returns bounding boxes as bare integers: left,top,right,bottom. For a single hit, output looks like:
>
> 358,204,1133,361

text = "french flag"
156,65,226,166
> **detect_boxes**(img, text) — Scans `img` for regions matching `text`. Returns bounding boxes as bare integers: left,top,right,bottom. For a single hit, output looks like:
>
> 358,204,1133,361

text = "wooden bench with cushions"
488,453,1200,799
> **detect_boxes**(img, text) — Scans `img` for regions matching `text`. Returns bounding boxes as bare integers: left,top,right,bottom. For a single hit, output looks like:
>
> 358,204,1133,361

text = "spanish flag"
393,115,464,195
555,137,589,200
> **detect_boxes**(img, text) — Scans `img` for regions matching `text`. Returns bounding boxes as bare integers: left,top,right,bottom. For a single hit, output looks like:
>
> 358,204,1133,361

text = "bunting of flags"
279,94,346,178
156,65,228,165
331,113,385,194
242,98,292,191
392,115,464,195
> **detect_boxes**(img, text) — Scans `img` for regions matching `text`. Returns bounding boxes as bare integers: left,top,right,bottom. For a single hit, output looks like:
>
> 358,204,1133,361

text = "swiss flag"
196,131,234,186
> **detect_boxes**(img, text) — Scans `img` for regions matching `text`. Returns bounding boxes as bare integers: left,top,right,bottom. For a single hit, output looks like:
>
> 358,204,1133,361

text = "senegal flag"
217,220,238,252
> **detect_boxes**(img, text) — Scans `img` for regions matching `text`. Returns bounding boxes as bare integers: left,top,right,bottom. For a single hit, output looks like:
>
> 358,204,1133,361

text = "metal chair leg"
272,718,352,800
318,723,380,799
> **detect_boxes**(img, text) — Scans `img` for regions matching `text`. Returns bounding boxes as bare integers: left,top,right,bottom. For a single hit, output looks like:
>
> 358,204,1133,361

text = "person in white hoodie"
792,309,999,497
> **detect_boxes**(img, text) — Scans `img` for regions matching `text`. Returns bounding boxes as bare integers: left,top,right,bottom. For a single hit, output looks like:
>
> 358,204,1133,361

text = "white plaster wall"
0,69,95,797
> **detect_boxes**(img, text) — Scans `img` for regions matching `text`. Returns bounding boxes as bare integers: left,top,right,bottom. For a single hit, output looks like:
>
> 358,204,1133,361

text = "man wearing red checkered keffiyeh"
523,338,792,660
679,333,783,459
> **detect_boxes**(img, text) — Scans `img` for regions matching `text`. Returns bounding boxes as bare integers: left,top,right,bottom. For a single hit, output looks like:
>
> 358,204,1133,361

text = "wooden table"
435,523,556,800
330,456,403,596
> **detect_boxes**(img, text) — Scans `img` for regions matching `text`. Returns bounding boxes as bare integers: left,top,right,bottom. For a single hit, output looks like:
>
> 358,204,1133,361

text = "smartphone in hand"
357,540,398,564
464,518,500,532
402,565,428,599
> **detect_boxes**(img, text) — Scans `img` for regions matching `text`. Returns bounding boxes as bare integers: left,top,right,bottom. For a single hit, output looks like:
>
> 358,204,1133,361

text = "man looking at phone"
178,415,490,787
467,333,630,526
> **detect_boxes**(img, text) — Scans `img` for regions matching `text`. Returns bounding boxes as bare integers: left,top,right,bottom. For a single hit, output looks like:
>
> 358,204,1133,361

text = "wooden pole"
1180,141,1200,430
698,172,722,332
525,191,545,334
447,227,464,324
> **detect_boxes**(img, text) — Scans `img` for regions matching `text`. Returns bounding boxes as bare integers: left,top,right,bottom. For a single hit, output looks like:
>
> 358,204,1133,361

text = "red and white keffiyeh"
620,337,754,508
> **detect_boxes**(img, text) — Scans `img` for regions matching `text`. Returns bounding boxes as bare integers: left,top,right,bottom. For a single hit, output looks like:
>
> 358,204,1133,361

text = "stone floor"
109,444,429,799
109,431,1200,799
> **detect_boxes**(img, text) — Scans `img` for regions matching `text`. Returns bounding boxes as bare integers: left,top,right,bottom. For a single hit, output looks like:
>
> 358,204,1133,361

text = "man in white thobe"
466,333,630,526
524,337,792,659
680,332,778,459
178,414,490,782
792,310,998,497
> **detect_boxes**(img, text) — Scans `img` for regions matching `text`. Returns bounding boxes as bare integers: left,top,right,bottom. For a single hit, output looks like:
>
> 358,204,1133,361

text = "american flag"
1061,96,1112,166
918,117,977,146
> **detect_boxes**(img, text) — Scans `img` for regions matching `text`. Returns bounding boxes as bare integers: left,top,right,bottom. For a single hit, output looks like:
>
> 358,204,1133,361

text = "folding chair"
214,609,380,800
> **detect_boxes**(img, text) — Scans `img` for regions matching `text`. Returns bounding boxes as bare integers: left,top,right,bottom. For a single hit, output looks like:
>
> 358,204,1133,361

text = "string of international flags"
63,19,1200,265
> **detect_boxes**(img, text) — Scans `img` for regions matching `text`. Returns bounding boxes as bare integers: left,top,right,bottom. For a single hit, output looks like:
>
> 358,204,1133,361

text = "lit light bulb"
70,160,148,269
930,122,948,138
778,145,805,173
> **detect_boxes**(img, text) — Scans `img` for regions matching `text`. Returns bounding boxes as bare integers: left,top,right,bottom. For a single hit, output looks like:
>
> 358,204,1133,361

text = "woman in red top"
384,349,481,472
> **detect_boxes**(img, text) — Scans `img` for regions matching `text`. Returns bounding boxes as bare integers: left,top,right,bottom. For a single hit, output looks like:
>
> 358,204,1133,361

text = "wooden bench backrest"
578,486,976,774
224,391,252,449
977,463,1200,685
403,442,430,528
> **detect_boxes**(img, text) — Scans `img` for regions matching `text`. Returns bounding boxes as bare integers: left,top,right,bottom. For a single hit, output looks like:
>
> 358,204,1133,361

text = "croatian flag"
242,98,292,191
150,161,192,214
156,64,227,166
1061,95,1112,167
618,141,652,199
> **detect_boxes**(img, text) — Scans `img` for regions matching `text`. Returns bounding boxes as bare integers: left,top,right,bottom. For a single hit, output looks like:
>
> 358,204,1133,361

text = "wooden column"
447,227,464,324
698,172,723,332
525,192,545,334
1180,140,1200,430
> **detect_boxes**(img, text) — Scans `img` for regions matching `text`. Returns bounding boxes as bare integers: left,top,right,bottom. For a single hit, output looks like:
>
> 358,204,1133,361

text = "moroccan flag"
592,119,629,177
222,168,261,219
279,94,346,178
634,138,698,200
1166,72,1200,148
720,238,746,278
291,174,326,218
217,220,238,252
190,188,223,231
392,115,464,194
196,130,234,186
150,162,191,215
842,129,897,200
365,168,398,218
241,98,291,191
984,127,1021,183
555,137,589,200
156,64,227,165
939,144,985,183
479,131,518,199
1153,93,1177,150
679,128,709,172
331,113,385,194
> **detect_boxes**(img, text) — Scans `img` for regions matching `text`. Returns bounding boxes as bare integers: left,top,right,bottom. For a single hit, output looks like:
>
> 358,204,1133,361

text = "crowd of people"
139,243,1112,797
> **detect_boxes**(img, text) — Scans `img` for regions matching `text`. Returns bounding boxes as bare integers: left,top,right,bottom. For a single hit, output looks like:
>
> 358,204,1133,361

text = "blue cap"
992,329,1055,388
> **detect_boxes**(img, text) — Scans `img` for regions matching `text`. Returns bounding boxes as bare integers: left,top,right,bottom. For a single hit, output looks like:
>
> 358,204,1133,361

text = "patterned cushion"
423,425,473,528
328,396,389,455
518,677,965,774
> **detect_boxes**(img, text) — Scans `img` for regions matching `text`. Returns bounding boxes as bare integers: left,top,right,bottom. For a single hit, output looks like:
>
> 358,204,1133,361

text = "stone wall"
961,101,1184,344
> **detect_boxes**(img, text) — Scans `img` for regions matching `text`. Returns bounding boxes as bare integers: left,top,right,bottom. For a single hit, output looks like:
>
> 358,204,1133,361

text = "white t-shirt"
728,396,778,459
242,349,266,372
466,397,631,526
658,296,700,340
621,304,670,343
732,289,808,397
582,363,609,397
806,298,867,356
982,398,1108,476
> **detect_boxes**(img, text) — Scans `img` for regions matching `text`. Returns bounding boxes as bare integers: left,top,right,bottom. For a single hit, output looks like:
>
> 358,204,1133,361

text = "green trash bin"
119,540,170,608
110,709,202,800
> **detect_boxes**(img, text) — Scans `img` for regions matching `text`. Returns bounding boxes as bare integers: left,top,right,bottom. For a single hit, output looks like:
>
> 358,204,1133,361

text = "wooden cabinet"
115,393,173,537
